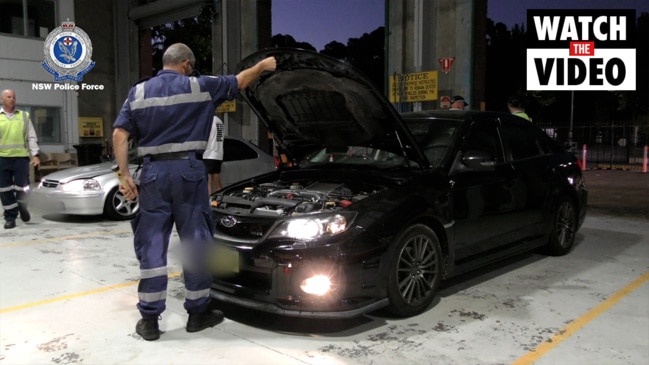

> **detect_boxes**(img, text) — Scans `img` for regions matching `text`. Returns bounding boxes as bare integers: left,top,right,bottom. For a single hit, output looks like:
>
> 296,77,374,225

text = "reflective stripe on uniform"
3,202,18,210
140,267,168,280
138,290,167,303
0,144,26,150
0,185,28,192
130,77,210,111
185,288,210,300
130,77,210,156
137,140,207,156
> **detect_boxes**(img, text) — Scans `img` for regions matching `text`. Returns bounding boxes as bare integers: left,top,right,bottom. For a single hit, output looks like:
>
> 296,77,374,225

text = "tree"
343,27,385,91
270,34,316,51
320,40,347,59
150,7,215,75
270,27,386,92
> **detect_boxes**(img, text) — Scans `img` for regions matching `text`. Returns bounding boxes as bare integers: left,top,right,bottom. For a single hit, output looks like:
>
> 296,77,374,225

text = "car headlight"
268,211,357,240
60,179,102,192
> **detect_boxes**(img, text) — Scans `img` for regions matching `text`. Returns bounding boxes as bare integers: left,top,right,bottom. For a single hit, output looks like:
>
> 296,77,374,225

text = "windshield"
300,146,410,168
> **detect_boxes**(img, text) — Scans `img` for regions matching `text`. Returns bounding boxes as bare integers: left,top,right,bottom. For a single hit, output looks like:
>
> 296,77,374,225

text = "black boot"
186,310,224,333
135,317,160,341
18,202,30,222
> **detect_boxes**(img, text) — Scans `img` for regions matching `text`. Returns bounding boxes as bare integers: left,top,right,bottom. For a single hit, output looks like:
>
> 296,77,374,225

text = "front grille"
215,214,276,240
41,180,60,188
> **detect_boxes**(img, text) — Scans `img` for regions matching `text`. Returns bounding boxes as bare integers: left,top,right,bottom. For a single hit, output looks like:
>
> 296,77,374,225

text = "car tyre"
546,196,577,256
386,224,442,317
103,186,138,220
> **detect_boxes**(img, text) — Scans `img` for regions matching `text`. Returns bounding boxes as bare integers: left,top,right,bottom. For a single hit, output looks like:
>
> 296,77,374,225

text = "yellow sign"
389,71,438,102
216,100,236,113
79,117,103,137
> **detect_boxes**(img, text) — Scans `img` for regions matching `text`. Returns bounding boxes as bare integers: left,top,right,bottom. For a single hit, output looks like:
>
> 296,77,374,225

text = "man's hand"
119,176,138,201
112,164,138,201
258,56,277,73
236,56,277,89
31,156,40,167
119,176,140,201
112,128,137,200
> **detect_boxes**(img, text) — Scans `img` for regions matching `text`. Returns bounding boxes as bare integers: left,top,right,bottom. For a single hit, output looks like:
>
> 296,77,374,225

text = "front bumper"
210,289,388,318
32,188,105,215
209,240,388,318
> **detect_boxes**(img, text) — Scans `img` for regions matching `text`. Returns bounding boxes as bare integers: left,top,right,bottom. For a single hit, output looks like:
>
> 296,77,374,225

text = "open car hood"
236,49,427,165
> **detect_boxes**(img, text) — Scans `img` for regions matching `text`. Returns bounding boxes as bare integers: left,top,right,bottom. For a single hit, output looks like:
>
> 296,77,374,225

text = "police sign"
42,19,95,82
526,9,636,91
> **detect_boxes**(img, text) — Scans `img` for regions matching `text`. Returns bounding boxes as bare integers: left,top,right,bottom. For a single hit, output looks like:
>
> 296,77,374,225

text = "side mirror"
462,150,496,169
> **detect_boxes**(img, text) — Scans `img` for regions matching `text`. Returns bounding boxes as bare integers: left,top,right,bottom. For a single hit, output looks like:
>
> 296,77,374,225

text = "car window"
302,146,408,167
500,119,553,161
223,139,258,162
404,118,459,166
461,120,505,164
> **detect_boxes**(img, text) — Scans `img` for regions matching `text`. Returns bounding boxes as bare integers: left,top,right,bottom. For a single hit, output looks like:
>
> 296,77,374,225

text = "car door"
449,116,522,261
498,116,559,240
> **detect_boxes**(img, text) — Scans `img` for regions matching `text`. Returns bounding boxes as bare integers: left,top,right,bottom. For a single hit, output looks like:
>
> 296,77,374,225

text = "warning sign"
216,100,236,113
79,117,103,137
389,71,438,103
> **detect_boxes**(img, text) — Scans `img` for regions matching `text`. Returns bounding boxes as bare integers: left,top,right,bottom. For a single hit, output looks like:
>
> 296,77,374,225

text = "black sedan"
208,49,587,318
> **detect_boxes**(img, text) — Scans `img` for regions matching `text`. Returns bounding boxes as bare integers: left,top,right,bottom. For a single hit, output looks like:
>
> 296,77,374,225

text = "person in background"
0,89,40,229
449,95,468,110
112,43,276,341
507,95,532,121
204,115,225,195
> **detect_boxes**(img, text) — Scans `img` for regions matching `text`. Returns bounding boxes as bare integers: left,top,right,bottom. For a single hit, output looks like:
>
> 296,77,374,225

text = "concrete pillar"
386,0,484,111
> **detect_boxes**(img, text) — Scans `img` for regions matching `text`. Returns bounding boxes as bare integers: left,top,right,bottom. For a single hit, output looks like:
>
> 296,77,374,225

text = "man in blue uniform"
112,43,275,341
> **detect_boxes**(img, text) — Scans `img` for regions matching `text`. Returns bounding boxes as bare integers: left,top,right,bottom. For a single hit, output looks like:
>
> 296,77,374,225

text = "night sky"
271,0,649,51
272,0,384,51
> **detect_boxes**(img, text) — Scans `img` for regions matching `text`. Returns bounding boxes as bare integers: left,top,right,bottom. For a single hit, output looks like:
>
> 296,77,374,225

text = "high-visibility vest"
0,110,30,157
513,111,532,122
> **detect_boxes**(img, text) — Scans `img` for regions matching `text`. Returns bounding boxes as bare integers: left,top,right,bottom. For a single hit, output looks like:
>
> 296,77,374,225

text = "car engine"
214,180,384,216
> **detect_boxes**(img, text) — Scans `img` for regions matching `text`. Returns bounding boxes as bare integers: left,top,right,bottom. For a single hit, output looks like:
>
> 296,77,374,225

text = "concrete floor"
1,202,648,365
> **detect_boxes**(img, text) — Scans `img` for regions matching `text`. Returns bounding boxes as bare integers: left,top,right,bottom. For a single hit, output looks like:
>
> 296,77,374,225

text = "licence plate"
209,245,239,275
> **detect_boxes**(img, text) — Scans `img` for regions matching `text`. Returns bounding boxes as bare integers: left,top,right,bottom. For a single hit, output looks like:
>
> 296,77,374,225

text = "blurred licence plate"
210,245,239,275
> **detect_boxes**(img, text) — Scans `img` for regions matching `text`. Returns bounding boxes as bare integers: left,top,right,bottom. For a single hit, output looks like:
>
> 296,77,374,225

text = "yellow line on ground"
0,272,182,314
0,228,132,248
512,270,649,365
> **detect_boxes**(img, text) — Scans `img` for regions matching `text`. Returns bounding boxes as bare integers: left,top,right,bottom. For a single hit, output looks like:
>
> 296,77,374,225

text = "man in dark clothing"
112,43,275,341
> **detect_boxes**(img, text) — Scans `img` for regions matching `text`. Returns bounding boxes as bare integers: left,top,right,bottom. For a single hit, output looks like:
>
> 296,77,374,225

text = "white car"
32,136,277,220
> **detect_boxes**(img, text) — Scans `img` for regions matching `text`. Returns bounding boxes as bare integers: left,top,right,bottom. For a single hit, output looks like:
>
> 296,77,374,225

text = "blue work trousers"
0,157,30,223
131,154,215,318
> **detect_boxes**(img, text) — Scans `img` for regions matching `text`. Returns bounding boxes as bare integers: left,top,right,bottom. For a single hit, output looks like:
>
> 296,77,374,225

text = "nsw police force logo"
42,19,95,82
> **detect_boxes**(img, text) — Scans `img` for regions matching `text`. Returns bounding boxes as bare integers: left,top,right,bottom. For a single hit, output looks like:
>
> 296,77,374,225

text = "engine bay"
214,180,385,216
